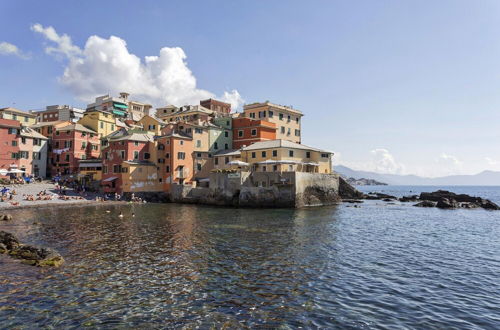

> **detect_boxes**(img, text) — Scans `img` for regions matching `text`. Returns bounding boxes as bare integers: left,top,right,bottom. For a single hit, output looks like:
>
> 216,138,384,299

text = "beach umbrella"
257,159,278,165
0,169,8,175
9,169,25,173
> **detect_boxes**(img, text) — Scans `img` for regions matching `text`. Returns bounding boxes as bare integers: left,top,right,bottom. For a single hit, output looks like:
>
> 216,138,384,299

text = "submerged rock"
399,195,419,202
0,231,64,267
0,231,20,250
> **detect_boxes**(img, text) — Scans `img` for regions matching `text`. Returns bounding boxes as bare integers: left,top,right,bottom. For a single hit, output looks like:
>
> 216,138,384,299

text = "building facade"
0,107,37,126
0,118,21,176
19,127,48,177
35,105,85,123
242,102,303,143
232,117,277,149
200,99,231,115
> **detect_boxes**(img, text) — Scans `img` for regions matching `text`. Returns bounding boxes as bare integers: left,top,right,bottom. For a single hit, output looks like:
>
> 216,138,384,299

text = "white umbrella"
227,160,249,166
9,169,25,173
0,169,8,175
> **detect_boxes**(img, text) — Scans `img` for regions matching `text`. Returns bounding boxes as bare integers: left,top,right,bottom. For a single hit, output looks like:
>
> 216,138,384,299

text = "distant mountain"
334,165,500,186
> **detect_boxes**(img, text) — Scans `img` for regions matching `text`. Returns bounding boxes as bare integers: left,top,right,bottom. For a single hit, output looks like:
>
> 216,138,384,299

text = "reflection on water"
0,197,499,328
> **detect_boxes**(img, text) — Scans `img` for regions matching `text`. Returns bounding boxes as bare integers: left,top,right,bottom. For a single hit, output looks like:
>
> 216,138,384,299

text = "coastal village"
0,94,337,207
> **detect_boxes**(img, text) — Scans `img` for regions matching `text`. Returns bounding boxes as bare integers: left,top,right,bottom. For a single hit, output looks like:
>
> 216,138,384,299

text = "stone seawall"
170,172,340,208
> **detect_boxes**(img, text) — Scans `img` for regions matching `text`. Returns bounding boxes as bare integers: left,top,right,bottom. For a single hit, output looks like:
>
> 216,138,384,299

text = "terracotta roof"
56,123,97,134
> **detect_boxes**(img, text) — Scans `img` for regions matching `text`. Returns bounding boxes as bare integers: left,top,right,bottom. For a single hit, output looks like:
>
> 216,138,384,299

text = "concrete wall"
171,171,340,208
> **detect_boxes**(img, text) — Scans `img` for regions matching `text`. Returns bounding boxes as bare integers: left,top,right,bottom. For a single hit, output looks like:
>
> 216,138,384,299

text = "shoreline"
0,200,129,211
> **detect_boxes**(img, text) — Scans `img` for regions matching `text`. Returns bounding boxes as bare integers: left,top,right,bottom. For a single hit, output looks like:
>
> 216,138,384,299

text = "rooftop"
56,123,97,134
243,102,303,115
241,139,332,154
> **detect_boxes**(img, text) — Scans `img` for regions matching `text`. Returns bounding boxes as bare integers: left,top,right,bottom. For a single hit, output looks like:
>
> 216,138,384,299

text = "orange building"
232,117,277,149
156,131,194,191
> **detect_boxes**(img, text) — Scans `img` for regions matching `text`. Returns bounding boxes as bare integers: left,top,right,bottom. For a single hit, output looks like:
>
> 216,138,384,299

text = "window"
120,151,125,159
249,112,256,118
289,150,294,157
21,137,26,144
269,111,273,117
32,152,39,160
113,165,121,173
158,144,164,150
224,131,229,137
103,166,108,174
321,153,329,158
287,115,291,122
195,128,202,134
48,127,53,134
177,152,185,160
134,151,139,159
225,157,229,164
55,141,59,148
12,114,17,120
215,157,219,165
158,159,165,164
196,140,201,148
197,163,202,171
296,117,299,124
273,165,278,172
281,127,285,134
238,130,243,137
65,154,70,162
166,165,170,173
144,152,150,160
262,151,266,157
226,121,230,126
225,143,228,150
306,151,311,158
214,142,218,150
81,154,86,160
180,140,184,145
8,128,17,134
279,113,283,120
197,153,202,158
251,152,256,158
272,150,277,157
287,128,291,135
12,141,17,147
251,129,257,136
111,124,115,131
165,153,170,159
82,132,86,137
100,122,104,129
82,141,87,149
295,129,300,137
134,141,139,146
11,152,17,159
66,131,70,135
55,131,60,136
263,166,267,172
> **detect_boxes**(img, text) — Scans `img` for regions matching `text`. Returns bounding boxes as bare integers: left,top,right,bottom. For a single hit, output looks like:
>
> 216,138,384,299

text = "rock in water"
414,201,436,208
436,198,460,209
419,190,500,210
0,231,20,250
0,243,7,254
339,177,365,200
10,245,64,267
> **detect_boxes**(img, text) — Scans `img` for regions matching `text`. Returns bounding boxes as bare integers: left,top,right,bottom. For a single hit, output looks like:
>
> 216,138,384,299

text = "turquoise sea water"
0,186,499,328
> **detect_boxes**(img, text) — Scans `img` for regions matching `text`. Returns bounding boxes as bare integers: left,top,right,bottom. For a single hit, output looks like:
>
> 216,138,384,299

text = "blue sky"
1,0,500,177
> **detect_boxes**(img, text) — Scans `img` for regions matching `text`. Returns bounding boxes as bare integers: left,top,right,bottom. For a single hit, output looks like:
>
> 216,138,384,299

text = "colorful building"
30,120,72,138
200,99,231,115
0,118,21,176
101,132,158,194
232,117,277,149
214,139,333,174
0,107,37,126
137,115,164,135
34,105,85,123
78,110,118,138
157,105,213,123
19,127,48,177
242,102,303,143
156,132,194,190
50,123,100,176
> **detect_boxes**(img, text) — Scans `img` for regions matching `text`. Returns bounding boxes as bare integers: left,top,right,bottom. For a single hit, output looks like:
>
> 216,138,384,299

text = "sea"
0,185,499,328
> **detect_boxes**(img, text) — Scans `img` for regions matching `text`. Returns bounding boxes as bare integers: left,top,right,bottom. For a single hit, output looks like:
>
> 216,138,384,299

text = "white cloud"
0,42,30,59
485,157,499,166
31,24,244,109
31,23,81,58
435,153,463,175
370,148,406,174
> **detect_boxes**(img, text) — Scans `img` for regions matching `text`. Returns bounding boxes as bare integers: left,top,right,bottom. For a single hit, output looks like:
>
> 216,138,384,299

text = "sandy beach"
0,182,124,210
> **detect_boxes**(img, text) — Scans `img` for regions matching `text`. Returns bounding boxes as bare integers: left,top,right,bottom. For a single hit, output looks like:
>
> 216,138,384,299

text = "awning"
113,103,128,109
79,162,102,168
112,110,126,116
102,176,118,182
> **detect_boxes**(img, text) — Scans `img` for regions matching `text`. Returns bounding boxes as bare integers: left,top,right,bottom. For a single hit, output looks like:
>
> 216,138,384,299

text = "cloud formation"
0,42,30,59
435,153,463,175
31,24,243,109
370,148,406,174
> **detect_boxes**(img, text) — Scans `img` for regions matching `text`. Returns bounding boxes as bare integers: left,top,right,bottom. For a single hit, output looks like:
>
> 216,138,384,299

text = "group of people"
22,190,85,202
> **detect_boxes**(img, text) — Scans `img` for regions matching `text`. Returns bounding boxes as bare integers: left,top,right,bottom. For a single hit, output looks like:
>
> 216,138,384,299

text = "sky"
1,0,500,177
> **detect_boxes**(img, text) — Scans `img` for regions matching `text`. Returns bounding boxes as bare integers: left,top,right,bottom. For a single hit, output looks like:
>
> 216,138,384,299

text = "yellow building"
242,102,303,143
120,161,163,193
78,160,102,181
78,110,118,138
214,139,332,174
137,115,164,135
0,107,37,126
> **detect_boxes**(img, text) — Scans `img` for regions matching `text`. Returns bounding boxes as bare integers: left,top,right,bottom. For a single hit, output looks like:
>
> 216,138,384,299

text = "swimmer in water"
118,212,124,218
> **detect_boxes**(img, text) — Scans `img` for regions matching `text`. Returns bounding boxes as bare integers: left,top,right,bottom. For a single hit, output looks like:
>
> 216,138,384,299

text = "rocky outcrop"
0,230,64,267
399,195,419,202
0,214,13,221
414,201,437,207
339,177,365,200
